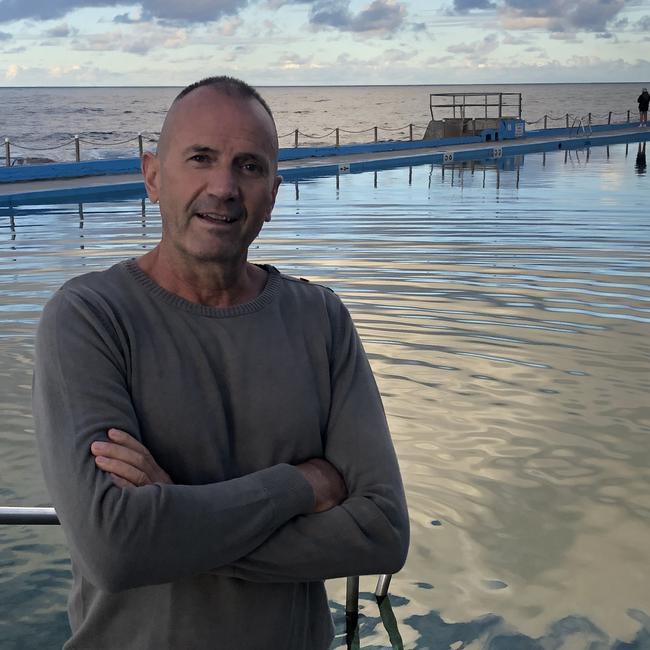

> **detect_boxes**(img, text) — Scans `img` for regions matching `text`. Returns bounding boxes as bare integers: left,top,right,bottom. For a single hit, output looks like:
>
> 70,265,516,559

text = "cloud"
5,63,20,79
219,15,242,35
113,12,142,24
0,31,12,40
506,0,626,32
43,22,76,37
274,0,407,34
451,0,627,33
637,15,650,31
72,26,188,54
0,0,251,25
447,32,499,55
452,0,496,11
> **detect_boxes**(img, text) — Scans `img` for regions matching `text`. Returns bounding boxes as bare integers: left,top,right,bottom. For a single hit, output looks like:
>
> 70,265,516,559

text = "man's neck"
137,245,267,308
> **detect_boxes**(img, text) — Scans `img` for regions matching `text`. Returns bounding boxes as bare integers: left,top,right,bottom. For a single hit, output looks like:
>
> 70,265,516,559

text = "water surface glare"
1,144,649,649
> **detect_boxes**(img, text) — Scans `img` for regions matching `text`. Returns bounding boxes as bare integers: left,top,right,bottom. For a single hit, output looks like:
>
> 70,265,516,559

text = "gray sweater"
33,260,409,650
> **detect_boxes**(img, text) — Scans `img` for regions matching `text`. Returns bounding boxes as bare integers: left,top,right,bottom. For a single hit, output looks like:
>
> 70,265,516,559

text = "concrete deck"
1,125,648,205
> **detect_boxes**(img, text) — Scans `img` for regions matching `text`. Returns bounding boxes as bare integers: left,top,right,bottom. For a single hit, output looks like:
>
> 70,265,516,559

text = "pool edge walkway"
1,125,649,205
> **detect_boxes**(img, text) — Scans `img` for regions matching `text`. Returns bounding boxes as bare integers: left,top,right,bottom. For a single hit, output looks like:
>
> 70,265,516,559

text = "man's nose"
206,164,238,200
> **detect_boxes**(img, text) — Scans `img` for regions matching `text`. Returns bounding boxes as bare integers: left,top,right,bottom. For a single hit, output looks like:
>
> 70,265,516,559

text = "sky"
0,0,648,86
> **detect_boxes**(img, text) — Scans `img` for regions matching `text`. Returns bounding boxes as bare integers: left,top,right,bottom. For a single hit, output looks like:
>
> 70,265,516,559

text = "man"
33,76,409,650
638,87,649,127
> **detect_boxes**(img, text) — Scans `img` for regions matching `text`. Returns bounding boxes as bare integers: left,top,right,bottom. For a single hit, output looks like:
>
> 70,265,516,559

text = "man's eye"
242,162,263,174
190,154,210,163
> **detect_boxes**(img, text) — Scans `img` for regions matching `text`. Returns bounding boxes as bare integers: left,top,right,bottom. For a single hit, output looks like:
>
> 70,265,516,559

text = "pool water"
1,142,649,649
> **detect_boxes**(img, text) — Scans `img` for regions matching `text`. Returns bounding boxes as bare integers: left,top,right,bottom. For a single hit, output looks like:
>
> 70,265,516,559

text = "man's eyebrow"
181,145,270,167
182,145,217,156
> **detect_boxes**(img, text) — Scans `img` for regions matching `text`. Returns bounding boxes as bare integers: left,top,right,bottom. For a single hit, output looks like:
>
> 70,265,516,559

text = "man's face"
143,87,281,267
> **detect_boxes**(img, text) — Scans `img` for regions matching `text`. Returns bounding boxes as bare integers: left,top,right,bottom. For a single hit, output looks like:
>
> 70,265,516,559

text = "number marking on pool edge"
338,164,350,174
443,152,454,163
492,147,503,158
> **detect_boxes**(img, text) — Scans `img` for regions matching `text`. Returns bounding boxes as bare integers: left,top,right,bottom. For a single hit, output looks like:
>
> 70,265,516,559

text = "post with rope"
74,136,81,162
374,126,378,143
544,115,548,130
608,111,612,125
588,113,592,127
294,129,299,148
138,133,144,158
565,114,569,129
335,128,340,148
409,123,413,141
627,110,630,123
4,138,10,167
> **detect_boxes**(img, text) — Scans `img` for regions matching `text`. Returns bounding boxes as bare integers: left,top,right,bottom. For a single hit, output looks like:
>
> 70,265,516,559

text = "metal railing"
430,92,523,120
1,109,636,166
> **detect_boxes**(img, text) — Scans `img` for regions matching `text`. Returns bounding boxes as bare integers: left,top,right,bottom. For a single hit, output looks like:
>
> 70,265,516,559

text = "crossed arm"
93,428,347,514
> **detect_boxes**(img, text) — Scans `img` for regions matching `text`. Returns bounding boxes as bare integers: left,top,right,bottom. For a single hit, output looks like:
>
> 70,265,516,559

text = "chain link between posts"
2,110,638,165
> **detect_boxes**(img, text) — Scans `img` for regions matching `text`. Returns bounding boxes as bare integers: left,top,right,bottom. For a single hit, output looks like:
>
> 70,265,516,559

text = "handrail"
0,506,59,524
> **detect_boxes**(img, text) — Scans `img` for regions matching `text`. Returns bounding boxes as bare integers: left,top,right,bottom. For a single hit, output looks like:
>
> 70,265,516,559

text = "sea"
1,84,650,649
0,82,646,162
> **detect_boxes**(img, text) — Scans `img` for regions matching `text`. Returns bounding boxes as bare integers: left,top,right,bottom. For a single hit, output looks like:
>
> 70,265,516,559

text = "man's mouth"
195,212,238,224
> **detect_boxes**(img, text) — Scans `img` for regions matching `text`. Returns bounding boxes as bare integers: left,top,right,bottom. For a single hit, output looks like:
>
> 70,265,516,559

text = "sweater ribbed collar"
121,258,281,318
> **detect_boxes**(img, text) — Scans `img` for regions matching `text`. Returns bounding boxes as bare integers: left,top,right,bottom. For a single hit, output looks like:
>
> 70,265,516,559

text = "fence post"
565,114,569,128
294,129,298,148
74,135,80,162
409,123,413,141
588,113,592,127
544,115,548,129
627,110,630,123
608,111,612,125
335,128,339,147
4,138,9,167
374,126,378,143
138,133,144,158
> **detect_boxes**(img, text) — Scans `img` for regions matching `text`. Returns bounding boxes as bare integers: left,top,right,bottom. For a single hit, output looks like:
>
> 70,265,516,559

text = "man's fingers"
110,473,136,489
94,456,151,486
91,440,148,469
108,428,149,455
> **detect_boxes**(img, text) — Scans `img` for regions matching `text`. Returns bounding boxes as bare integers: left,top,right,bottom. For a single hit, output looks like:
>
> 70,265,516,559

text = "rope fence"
2,109,637,167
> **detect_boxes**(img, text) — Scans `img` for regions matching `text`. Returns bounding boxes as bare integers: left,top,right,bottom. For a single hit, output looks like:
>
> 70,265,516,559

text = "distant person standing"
638,87,650,126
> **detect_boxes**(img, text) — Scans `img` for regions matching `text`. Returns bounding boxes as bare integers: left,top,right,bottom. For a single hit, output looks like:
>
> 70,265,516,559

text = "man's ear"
141,152,160,203
265,174,282,223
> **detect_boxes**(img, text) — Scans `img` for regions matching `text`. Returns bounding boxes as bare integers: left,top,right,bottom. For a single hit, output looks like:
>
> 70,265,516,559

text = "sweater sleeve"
212,297,410,582
33,289,315,593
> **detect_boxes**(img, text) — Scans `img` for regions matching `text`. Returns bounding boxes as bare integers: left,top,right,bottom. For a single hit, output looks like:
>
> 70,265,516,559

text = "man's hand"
295,458,347,513
91,428,173,488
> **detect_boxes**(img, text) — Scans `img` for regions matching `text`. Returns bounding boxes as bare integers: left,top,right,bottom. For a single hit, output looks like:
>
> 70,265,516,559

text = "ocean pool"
1,142,649,649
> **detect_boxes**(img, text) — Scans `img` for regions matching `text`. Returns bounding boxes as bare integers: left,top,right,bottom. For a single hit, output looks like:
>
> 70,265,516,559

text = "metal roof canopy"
430,92,523,120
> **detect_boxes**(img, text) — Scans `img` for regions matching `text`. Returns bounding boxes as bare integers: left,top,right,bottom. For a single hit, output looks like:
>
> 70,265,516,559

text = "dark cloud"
506,0,626,32
637,15,650,31
113,12,141,23
311,0,406,33
451,0,627,33
0,0,250,24
44,22,75,36
0,30,12,39
452,0,496,11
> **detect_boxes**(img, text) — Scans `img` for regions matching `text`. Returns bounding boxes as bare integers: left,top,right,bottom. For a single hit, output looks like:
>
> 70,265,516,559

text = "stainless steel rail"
0,506,59,524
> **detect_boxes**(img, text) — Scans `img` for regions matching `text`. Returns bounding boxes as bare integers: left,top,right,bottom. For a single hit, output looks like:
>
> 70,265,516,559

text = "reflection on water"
1,143,649,648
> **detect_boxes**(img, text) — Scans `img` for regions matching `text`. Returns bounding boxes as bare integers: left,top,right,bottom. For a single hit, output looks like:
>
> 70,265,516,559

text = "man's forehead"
161,86,278,155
